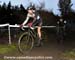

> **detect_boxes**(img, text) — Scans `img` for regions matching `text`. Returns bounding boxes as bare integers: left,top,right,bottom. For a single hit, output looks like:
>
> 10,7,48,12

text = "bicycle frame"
27,28,38,41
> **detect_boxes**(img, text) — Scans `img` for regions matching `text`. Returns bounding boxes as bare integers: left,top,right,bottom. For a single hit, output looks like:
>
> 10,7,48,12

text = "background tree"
58,0,73,16
0,2,7,24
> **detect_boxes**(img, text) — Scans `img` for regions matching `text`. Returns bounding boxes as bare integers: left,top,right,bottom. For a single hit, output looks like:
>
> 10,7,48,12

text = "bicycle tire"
18,32,34,54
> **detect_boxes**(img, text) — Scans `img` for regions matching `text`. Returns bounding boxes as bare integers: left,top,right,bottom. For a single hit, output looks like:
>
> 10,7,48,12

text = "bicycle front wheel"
18,32,34,54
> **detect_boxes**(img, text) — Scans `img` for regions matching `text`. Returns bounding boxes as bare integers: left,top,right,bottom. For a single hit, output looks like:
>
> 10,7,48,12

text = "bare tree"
58,0,73,16
38,0,45,10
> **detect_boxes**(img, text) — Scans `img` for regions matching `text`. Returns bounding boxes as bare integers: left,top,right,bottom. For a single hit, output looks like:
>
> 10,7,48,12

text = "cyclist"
20,6,42,46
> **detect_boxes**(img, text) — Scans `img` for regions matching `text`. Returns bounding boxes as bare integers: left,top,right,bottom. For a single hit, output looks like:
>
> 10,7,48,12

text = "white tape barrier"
0,23,56,28
0,23,9,27
9,24,56,28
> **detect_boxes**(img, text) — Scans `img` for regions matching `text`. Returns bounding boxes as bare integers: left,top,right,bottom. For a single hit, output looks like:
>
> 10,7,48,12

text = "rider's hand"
20,24,25,30
30,27,34,30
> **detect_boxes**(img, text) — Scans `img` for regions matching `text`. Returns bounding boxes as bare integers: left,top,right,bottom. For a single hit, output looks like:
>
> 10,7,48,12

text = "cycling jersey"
23,12,42,27
32,13,42,27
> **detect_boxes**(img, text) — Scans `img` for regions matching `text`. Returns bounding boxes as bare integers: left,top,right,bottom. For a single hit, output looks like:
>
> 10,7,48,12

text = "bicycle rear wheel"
18,32,34,54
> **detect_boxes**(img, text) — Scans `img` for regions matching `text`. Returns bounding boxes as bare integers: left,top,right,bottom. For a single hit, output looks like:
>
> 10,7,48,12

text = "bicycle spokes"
18,32,34,54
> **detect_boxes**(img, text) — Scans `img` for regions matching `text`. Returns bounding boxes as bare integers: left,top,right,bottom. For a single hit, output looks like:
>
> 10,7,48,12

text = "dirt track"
0,32,75,60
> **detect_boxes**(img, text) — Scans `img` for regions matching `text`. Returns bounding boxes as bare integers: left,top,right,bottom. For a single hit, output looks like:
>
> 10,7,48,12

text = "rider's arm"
22,14,35,26
22,15,29,26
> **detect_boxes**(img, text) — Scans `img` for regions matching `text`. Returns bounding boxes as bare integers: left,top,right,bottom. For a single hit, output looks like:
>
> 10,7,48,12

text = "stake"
8,25,11,45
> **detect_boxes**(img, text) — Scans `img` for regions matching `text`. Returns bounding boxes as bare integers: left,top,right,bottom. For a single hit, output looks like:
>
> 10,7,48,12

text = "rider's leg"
37,26,42,40
32,20,43,46
36,26,42,46
32,20,42,39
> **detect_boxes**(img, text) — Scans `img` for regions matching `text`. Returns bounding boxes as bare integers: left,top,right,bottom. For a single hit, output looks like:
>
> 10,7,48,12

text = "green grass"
63,49,75,60
0,44,17,54
0,44,18,60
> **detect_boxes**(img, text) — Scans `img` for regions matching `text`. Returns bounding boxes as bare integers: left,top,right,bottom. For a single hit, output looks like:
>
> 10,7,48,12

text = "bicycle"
18,26,40,54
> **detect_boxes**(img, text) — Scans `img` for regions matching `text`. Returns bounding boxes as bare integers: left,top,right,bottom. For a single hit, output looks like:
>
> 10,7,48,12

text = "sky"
0,0,75,15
